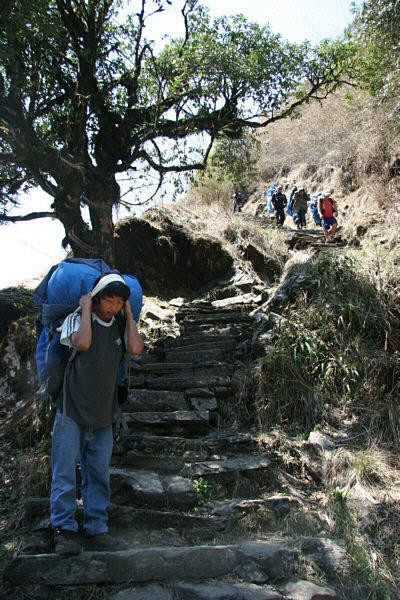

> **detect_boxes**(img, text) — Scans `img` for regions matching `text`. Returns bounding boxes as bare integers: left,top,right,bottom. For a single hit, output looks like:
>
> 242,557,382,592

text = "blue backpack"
34,258,142,402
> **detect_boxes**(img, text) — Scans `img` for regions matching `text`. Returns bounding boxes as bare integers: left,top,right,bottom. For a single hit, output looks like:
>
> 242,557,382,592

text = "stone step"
164,340,236,353
178,313,252,325
211,293,261,308
129,369,231,385
108,504,226,538
21,498,226,539
129,361,229,374
205,496,294,518
23,494,293,527
108,582,283,599
163,348,228,364
177,305,248,315
125,390,187,412
128,375,232,391
112,452,185,472
122,410,209,429
113,453,271,481
115,431,256,456
183,455,272,478
181,324,252,337
110,468,196,509
5,541,297,586
162,334,238,348
172,582,283,600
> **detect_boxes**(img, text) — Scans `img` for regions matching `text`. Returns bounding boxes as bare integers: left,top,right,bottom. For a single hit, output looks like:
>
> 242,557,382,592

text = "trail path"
5,287,346,598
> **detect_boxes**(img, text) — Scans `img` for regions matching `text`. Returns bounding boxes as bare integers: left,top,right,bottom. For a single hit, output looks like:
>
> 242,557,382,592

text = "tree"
352,0,400,97
0,0,353,264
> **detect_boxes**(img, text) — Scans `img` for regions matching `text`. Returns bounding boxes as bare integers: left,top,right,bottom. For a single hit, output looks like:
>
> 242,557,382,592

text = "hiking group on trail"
265,183,338,243
34,263,144,557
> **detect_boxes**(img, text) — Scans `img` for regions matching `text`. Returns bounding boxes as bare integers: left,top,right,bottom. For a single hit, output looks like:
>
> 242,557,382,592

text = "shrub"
256,251,400,441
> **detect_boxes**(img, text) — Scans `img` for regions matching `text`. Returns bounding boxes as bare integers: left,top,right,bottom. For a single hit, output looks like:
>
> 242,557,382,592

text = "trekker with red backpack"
318,190,338,243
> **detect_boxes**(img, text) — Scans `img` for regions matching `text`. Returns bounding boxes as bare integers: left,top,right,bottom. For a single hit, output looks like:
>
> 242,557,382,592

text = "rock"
236,561,270,583
110,584,173,600
174,581,282,599
110,468,165,506
282,579,338,599
115,213,234,296
189,397,218,411
239,542,297,581
299,537,350,578
232,272,257,292
169,297,185,307
142,300,173,322
308,432,334,452
242,244,281,283
163,475,197,508
0,286,35,340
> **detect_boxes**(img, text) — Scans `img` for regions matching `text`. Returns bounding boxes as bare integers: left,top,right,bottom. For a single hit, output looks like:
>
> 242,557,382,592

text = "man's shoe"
83,532,129,552
54,528,81,557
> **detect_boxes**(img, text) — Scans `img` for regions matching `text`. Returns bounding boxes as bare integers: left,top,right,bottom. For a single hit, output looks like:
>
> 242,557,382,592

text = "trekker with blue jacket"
51,273,144,556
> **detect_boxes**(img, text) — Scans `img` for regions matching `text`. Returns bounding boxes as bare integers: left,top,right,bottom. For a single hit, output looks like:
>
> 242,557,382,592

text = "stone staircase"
4,297,344,599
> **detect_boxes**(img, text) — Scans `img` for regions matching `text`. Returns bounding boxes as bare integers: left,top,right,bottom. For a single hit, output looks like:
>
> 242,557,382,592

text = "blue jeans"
293,207,307,227
50,411,113,535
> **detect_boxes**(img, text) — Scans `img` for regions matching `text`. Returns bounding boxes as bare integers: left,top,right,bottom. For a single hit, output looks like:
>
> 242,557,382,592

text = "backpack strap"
115,312,127,355
114,311,129,431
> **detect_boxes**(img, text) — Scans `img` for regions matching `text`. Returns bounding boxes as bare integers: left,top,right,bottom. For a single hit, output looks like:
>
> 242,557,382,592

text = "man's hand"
124,301,144,355
79,293,92,312
124,300,133,317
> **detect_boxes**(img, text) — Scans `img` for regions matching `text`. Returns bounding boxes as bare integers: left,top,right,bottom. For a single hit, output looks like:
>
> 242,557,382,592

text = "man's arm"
124,301,145,355
71,293,93,351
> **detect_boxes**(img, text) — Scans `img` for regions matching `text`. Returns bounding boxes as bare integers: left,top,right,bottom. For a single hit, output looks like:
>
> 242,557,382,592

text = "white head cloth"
90,273,126,298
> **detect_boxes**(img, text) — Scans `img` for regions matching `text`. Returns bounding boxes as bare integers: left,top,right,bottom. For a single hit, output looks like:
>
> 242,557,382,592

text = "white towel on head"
90,273,126,298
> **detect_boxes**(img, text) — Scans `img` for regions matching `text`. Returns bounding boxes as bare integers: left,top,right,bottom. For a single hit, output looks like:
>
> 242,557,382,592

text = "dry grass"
166,202,289,275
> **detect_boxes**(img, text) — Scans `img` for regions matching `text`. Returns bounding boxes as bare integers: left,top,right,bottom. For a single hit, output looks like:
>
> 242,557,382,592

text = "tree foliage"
352,0,400,97
0,0,354,262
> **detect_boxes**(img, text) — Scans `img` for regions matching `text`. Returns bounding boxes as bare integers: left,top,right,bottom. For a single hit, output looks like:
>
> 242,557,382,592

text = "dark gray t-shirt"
58,312,123,428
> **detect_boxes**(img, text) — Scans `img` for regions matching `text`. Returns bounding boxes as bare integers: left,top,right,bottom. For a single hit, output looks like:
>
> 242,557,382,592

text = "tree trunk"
53,174,119,267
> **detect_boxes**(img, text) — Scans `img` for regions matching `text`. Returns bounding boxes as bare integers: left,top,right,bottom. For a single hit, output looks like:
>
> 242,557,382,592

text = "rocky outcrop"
0,287,35,341
0,288,37,405
115,211,234,296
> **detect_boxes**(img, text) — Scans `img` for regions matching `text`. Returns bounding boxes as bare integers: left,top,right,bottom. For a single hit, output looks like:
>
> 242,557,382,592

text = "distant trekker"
271,185,287,227
291,187,309,229
232,189,245,213
318,190,338,243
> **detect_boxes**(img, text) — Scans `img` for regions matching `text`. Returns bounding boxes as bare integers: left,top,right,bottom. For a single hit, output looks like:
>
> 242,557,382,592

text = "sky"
0,0,355,289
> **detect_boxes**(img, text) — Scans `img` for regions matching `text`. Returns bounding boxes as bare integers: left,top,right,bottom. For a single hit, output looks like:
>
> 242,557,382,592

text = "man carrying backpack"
291,187,309,229
50,273,144,556
318,190,338,243
271,185,287,227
